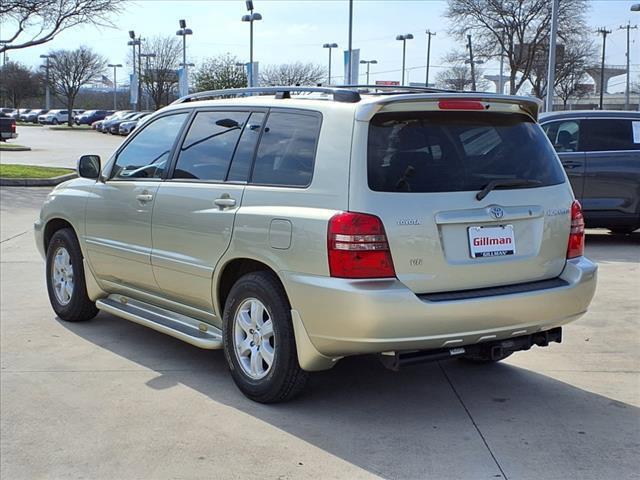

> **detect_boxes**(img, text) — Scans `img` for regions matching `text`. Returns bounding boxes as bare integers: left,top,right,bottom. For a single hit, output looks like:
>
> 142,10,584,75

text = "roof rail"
342,84,459,94
172,86,361,104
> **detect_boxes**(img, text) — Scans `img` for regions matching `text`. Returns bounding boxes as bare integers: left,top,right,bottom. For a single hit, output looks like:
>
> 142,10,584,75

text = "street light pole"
323,43,338,85
39,54,56,110
242,1,262,87
359,59,377,84
176,20,193,95
545,0,559,112
107,63,122,110
596,27,612,110
396,34,413,86
347,0,353,84
127,31,141,111
425,30,435,87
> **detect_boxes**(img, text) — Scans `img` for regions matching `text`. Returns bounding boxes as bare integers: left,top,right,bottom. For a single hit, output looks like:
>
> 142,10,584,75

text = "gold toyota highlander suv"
35,86,597,403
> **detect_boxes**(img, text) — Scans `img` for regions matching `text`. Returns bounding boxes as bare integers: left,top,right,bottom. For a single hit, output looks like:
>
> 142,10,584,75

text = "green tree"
194,53,247,91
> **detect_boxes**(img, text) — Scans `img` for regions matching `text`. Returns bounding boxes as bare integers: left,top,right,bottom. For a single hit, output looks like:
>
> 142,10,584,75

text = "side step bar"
96,295,223,349
379,327,562,371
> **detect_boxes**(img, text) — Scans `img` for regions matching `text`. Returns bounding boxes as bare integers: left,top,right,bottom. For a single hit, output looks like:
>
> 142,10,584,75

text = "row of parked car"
0,108,153,136
91,110,153,135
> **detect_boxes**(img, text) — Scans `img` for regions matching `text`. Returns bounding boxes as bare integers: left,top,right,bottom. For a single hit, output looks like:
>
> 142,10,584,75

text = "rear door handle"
562,161,582,169
136,193,154,203
214,195,236,209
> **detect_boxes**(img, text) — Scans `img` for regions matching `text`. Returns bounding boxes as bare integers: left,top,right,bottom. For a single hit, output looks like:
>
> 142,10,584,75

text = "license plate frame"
468,225,516,258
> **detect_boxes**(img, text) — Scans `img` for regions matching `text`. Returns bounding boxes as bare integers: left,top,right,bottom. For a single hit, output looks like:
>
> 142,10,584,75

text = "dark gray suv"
540,110,640,234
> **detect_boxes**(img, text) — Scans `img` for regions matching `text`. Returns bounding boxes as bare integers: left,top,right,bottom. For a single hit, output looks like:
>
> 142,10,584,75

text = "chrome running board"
96,295,223,349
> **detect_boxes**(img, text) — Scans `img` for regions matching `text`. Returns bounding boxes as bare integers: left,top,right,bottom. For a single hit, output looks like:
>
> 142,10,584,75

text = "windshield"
367,111,565,193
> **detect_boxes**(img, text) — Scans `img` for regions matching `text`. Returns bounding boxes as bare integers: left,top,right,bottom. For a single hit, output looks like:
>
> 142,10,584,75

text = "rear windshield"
368,111,564,193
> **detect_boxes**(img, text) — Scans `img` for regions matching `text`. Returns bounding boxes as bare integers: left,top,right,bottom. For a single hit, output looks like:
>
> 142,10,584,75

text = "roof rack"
172,86,362,104
342,84,459,94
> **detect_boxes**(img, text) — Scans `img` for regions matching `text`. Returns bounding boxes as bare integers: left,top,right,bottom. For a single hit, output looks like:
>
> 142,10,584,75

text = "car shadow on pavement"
585,230,639,263
58,313,640,480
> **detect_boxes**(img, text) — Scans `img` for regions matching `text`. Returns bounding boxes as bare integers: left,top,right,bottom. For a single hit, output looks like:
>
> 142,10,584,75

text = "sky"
3,0,639,93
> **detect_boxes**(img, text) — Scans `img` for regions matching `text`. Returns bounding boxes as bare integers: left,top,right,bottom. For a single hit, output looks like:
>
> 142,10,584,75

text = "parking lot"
1,128,639,480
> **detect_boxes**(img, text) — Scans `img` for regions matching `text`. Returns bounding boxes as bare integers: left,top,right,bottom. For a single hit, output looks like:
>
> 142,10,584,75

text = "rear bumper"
282,256,597,358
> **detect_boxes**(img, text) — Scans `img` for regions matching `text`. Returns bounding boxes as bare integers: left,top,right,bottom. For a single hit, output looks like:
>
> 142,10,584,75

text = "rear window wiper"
476,178,542,201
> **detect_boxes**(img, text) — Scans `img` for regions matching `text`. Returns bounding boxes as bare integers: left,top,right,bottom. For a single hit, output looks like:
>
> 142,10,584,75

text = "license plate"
468,225,515,258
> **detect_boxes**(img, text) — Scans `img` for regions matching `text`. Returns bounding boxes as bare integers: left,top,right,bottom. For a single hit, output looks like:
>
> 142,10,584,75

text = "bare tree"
446,0,589,95
435,51,489,91
260,62,326,86
139,36,181,109
0,0,124,53
528,35,596,101
194,53,247,91
49,46,107,125
555,70,591,109
0,61,41,108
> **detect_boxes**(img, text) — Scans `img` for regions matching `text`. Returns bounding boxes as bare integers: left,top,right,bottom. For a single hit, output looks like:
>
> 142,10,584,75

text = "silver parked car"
35,86,597,403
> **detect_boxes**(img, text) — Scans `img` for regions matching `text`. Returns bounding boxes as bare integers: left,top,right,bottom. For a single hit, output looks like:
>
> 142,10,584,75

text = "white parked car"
39,110,70,125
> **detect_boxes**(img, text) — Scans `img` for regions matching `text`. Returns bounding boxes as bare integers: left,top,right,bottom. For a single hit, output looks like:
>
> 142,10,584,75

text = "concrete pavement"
1,186,639,480
0,125,124,168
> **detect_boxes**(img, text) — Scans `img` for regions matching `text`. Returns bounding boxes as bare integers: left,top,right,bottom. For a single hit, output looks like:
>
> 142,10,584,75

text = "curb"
0,172,77,187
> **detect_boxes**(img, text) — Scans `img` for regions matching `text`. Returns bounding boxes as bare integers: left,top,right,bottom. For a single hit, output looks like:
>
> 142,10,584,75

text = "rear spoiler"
355,93,543,123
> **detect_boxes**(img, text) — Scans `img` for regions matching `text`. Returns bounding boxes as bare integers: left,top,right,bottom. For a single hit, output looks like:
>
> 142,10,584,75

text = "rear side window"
541,120,580,153
251,111,321,187
173,111,249,181
368,112,565,193
580,119,640,152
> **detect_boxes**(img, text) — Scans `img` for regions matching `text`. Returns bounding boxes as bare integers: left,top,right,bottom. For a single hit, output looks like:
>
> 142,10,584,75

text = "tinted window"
368,112,565,193
173,111,248,181
581,119,640,152
251,112,321,187
542,120,580,152
227,112,266,182
111,113,188,180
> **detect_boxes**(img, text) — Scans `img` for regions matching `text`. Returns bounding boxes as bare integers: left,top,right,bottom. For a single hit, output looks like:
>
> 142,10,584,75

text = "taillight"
567,200,585,259
11,122,16,133
328,212,396,278
438,99,486,110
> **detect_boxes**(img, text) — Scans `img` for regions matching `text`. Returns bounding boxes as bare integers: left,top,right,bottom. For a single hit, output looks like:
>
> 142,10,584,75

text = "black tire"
459,351,513,364
223,271,308,403
51,118,58,125
609,226,638,235
46,228,98,322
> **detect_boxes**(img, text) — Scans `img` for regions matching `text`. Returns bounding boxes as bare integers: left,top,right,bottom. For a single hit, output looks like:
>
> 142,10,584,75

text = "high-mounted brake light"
438,100,486,110
328,212,396,278
567,200,585,259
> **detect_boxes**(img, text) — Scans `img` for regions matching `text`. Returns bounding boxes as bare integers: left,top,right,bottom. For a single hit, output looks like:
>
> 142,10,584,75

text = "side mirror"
78,155,101,179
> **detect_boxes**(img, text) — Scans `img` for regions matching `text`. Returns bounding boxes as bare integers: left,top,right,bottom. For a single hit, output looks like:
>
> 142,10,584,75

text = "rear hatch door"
350,100,574,294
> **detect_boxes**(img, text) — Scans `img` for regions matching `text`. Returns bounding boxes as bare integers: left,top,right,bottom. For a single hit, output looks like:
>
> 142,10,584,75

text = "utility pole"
596,27,612,110
545,0,559,112
467,34,476,91
425,30,436,87
619,22,638,110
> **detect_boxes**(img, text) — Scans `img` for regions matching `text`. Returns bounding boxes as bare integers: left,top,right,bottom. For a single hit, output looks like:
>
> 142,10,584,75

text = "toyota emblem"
489,206,504,219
